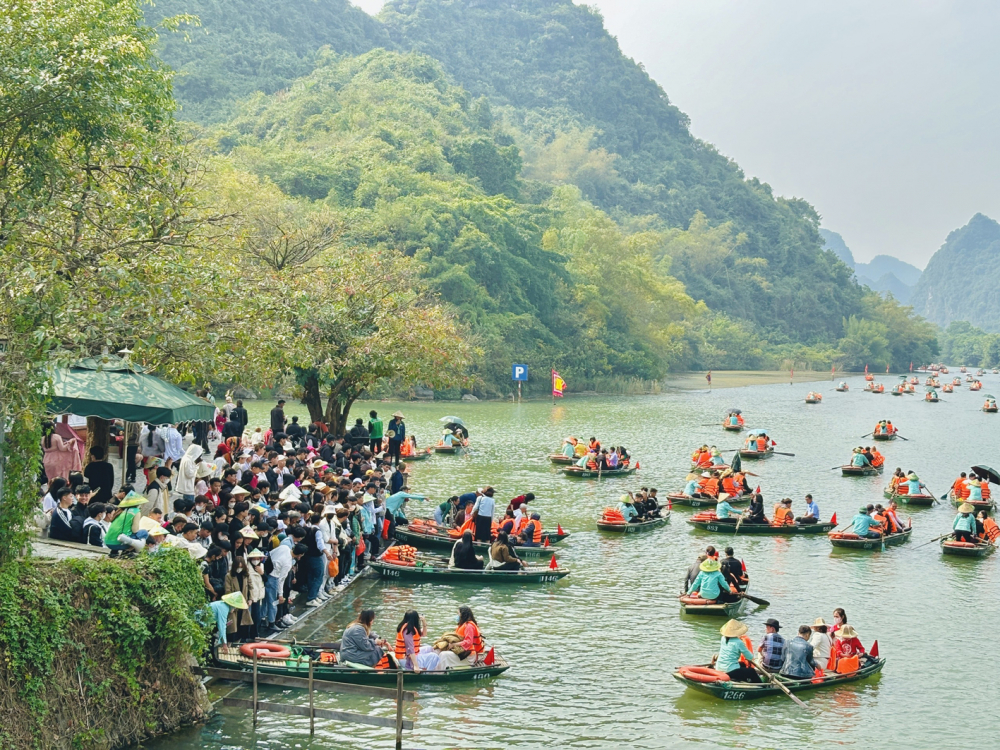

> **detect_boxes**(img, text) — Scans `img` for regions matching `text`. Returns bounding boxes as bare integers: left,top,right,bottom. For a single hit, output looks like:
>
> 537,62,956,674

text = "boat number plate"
722,691,746,700
538,576,560,582
707,525,718,531
384,569,400,577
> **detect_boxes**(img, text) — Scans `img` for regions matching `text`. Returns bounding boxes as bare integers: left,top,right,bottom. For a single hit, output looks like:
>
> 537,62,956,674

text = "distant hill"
911,213,1000,330
821,229,920,303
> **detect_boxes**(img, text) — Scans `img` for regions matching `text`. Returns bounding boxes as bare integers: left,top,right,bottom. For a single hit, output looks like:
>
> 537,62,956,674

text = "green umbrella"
48,356,214,424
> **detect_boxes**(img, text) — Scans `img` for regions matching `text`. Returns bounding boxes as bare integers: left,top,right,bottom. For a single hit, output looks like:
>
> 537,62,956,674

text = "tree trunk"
324,390,358,436
84,417,110,468
300,372,325,424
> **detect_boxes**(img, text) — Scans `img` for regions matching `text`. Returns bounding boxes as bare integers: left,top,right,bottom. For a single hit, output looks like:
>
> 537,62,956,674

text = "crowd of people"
849,503,908,538
560,436,631,471
847,445,885,469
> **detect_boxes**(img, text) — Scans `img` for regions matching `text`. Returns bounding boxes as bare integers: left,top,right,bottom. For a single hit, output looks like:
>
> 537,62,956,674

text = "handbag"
328,557,339,578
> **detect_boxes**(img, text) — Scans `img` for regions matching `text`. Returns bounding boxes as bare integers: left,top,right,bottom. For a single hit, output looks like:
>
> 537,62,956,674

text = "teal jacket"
687,570,730,599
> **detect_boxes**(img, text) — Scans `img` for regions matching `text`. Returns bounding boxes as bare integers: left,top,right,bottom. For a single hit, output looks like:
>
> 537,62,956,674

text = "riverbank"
663,369,833,390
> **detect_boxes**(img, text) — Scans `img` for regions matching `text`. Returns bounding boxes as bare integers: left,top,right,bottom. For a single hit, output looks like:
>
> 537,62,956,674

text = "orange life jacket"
525,519,542,544
457,621,484,654
872,512,888,533
512,516,528,536
697,452,712,467
773,505,793,525
889,475,902,491
984,517,1000,543
982,483,992,500
589,440,601,452
395,628,419,662
756,437,767,451
721,477,738,495
457,516,475,536
738,635,754,667
871,451,884,467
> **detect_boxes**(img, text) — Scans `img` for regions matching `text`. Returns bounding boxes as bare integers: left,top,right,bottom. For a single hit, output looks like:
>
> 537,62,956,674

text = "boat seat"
342,661,375,670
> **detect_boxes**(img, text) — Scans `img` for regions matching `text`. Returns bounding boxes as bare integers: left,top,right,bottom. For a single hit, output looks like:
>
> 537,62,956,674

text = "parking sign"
512,364,528,382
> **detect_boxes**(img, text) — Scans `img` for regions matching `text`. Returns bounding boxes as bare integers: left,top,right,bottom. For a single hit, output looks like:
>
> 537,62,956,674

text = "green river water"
148,375,998,749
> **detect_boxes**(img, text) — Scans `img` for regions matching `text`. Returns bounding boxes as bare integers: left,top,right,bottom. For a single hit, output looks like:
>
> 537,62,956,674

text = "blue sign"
512,364,528,382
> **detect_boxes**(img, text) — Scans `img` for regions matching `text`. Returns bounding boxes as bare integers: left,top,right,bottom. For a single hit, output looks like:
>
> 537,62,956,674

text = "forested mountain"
145,0,938,381
911,214,1000,331
820,229,854,267
856,255,922,287
820,229,920,303
145,0,389,121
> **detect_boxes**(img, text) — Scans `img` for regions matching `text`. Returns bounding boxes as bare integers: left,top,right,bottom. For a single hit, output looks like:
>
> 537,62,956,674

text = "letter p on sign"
512,364,528,382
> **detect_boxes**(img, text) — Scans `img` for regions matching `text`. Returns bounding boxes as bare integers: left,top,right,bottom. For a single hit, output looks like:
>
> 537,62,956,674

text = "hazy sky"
355,1,1000,267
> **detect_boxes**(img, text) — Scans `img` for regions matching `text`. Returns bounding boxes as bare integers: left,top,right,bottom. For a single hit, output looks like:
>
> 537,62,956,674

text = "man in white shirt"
263,542,306,629
470,487,497,542
163,424,184,467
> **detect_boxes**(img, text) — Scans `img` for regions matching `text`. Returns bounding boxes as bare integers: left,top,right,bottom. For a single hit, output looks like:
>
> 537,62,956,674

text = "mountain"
855,255,922,287
911,214,1000,331
820,228,855,268
145,0,390,121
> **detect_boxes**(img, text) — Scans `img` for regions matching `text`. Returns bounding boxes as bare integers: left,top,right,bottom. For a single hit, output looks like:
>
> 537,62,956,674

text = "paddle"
740,592,770,607
911,533,952,550
751,662,808,709
894,434,910,441
859,432,873,439
772,451,796,457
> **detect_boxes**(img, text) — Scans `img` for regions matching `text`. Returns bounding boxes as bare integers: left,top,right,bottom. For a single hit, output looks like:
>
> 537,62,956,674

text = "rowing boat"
393,526,555,559
841,464,883,476
883,489,935,506
672,657,885,700
686,518,836,535
597,513,670,533
723,423,743,431
548,454,576,464
214,643,510,684
433,444,464,454
679,594,748,618
668,493,749,508
690,463,729,473
984,406,998,413
948,492,993,511
871,432,896,441
829,527,912,549
804,397,821,404
370,556,570,584
941,538,995,557
560,466,637,479
738,448,773,460
408,520,569,545
401,449,433,462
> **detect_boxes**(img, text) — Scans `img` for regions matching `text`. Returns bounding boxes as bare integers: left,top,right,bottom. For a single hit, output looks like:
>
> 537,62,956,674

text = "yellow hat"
118,491,149,509
238,526,260,539
958,502,976,513
837,625,859,639
720,619,748,638
221,592,248,610
700,558,721,572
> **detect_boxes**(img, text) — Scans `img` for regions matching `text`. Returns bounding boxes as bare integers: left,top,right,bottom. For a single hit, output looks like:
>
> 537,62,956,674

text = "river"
149,374,999,749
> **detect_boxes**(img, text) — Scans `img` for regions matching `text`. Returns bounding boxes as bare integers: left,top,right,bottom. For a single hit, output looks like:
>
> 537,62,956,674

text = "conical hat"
720,619,748,638
118,491,149,509
958,502,976,513
221,592,248,610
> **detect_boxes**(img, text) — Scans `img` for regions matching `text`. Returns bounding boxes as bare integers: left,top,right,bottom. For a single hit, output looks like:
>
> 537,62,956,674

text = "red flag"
635,461,640,470
483,647,495,666
741,559,746,572
870,640,879,657
549,554,558,570
543,536,550,548
830,512,837,525
667,498,672,510
551,370,565,398
755,485,761,494
557,523,564,535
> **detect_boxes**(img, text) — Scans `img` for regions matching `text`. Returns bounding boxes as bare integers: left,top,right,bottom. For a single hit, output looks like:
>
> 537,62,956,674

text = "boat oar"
859,432,873,439
751,663,808,709
772,451,796,457
740,592,770,607
894,434,910,441
911,533,951,550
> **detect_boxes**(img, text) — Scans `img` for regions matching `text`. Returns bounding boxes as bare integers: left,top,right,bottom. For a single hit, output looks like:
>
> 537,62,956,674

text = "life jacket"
889,475,902,491
395,627,419,662
984,517,1000,543
589,440,601,452
773,505,793,525
756,437,767,451
884,511,901,534
738,635,754,667
512,516,528,536
703,478,720,496
872,512,888,533
697,452,712,468
958,480,970,499
525,519,542,544
457,621,484,654
586,457,599,470
457,516,475,536
400,440,414,457
871,451,884,468
982,483,992,500
721,476,739,495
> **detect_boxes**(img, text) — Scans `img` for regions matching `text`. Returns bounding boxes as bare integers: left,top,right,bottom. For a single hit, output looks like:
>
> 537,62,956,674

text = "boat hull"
738,449,773,460
723,424,743,431
871,433,896,441
597,514,670,533
401,451,432,462
672,658,885,700
885,490,935,506
393,527,553,559
370,560,569,584
433,445,464,454
548,454,575,464
679,595,748,618
561,466,637,479
830,527,912,549
949,492,993,511
687,519,836,535
668,493,748,508
941,539,995,557
841,465,883,476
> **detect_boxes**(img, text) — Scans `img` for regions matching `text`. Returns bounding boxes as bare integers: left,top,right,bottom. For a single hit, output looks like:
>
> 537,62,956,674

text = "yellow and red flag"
552,370,565,398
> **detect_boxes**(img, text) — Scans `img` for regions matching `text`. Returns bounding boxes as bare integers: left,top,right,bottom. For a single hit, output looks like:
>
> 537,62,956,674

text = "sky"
353,1,1000,267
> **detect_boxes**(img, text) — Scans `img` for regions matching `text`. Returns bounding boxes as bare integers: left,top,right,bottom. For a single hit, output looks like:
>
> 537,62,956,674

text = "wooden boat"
393,526,555,559
970,381,983,391
835,385,849,392
865,374,875,381
871,432,896,441
690,463,729,473
738,448,773,460
668,492,749,509
433,444,464,454
884,489,935,506
942,384,953,393
984,405,998,413
841,464,883,477
941,538,995,557
408,520,570,545
686,517,836,535
925,394,939,402
960,366,968,373
890,386,904,396
908,377,919,384
804,396,821,404
401,449,433,462
679,591,749,618
560,465,637,479
829,527,912,549
214,643,510,684
370,556,570,584
673,657,886,700
948,492,993,511
723,423,744,431
548,453,576,465
597,512,670,533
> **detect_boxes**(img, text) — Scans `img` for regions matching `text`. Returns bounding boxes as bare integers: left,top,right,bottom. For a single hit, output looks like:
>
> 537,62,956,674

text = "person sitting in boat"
903,472,926,496
967,477,985,503
517,513,544,546
951,472,970,499
433,606,485,669
827,624,867,673
870,448,884,468
796,494,820,524
450,530,484,570
727,412,744,427
850,447,870,468
884,500,907,533
605,448,620,470
781,625,823,680
851,506,883,538
772,498,795,526
617,494,641,522
746,493,768,524
698,471,720,498
873,420,887,436
978,511,1000,543
714,496,741,523
685,557,739,603
680,473,700,498
809,618,834,663
340,609,388,667
757,619,786,674
692,445,712,468
986,397,998,410
498,508,517,536
617,446,631,466
720,547,747,589
561,437,578,459
953,503,978,543
488,531,525,571
588,437,601,453
719,470,741,498
710,448,725,467
683,554,708,592
888,468,906,493
376,610,423,672
710,620,760,683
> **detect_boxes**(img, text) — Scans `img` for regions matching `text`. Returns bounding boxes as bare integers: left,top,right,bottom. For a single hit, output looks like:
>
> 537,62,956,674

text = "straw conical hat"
221,592,248,610
958,502,976,513
837,624,858,639
720,619,748,638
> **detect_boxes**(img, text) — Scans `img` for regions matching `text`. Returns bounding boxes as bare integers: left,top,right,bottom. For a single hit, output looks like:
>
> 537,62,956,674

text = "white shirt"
809,631,834,661
471,494,496,519
268,545,295,588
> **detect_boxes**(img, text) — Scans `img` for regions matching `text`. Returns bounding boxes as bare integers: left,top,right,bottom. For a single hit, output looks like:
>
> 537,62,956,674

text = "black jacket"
270,407,286,434
222,419,243,439
49,508,80,542
231,406,249,427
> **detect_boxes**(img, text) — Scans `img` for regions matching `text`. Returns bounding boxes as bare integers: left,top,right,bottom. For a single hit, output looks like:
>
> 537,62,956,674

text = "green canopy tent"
47,356,214,477
48,357,213,425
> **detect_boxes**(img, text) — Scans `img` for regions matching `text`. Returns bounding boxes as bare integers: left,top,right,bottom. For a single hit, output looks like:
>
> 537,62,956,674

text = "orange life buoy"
678,665,730,683
239,642,291,659
679,595,717,605
945,540,976,548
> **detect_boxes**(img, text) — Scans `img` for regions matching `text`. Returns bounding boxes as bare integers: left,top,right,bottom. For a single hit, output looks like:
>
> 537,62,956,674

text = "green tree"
837,316,891,371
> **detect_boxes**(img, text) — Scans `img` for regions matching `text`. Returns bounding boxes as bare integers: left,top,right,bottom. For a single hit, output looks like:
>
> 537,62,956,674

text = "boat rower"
851,506,883,538
710,619,759,683
953,502,978,543
903,472,926,496
561,437,578,459
617,494,641,523
714,496,741,523
850,447,870,468
685,557,739,603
